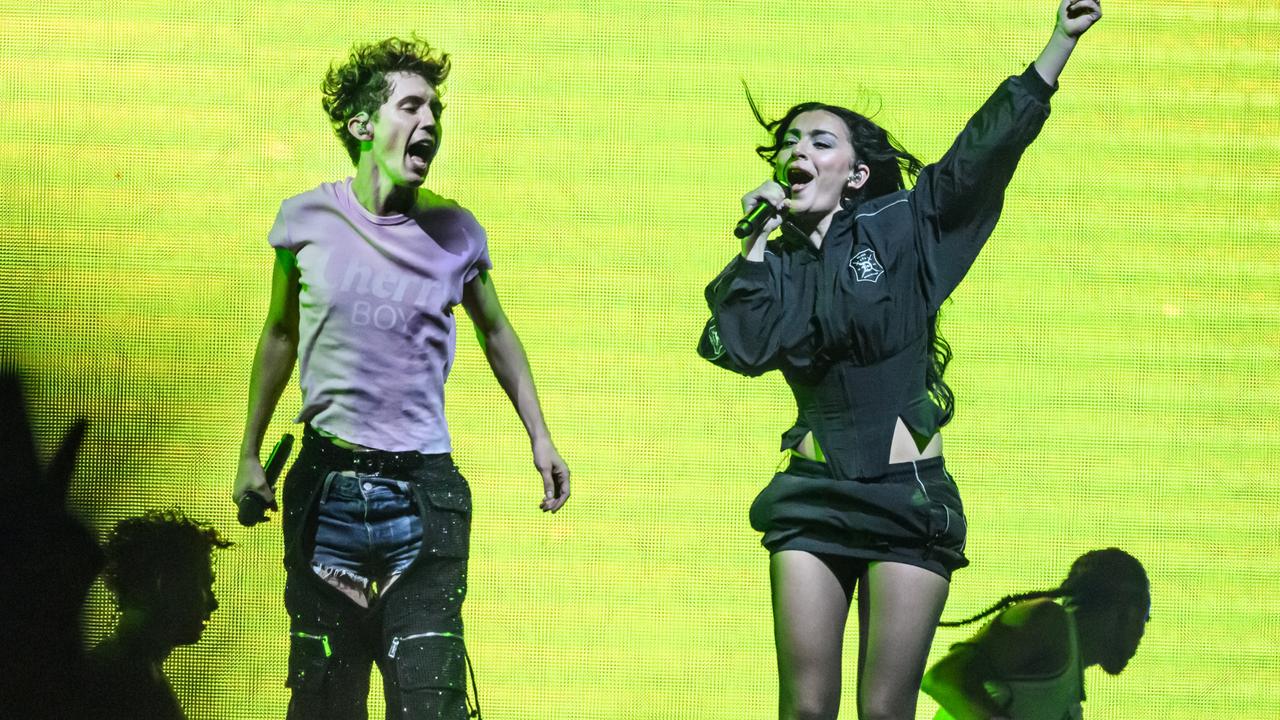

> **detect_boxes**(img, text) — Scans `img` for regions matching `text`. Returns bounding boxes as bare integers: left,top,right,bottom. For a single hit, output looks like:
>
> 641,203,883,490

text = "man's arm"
232,248,300,509
461,269,569,512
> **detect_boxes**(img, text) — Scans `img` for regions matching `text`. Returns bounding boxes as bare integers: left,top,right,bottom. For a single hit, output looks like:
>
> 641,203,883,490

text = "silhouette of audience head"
102,509,233,649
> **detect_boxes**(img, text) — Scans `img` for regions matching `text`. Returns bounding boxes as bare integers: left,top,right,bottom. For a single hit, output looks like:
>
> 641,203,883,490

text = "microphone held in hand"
733,168,792,239
734,201,777,239
237,433,294,527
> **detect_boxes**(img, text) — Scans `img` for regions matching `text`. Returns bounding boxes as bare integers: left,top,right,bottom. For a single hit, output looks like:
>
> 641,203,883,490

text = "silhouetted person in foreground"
0,370,100,719
87,509,232,720
922,549,1150,720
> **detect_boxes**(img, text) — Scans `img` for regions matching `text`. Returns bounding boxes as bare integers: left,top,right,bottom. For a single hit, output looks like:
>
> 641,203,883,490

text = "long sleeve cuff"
731,254,772,278
1020,62,1057,103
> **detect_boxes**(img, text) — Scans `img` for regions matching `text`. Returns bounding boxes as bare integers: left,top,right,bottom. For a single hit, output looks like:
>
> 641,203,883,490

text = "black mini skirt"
748,455,968,580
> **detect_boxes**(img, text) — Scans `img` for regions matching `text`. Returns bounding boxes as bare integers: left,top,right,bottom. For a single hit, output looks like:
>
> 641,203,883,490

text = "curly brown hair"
322,36,452,165
102,509,232,607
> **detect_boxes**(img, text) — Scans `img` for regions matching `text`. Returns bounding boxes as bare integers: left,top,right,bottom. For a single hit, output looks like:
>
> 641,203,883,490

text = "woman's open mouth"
787,166,815,193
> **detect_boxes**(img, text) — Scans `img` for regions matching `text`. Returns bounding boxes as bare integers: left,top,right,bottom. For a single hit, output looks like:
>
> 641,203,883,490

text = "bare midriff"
318,429,377,452
793,417,942,465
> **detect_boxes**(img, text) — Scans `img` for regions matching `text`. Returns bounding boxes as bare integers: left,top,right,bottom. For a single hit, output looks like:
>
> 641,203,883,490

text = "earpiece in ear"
351,114,372,140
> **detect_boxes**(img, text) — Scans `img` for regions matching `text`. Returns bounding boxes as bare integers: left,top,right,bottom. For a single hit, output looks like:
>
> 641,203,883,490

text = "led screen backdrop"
1,0,1276,717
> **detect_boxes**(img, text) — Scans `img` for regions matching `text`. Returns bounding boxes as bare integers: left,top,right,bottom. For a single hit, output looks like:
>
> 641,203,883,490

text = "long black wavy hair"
940,548,1150,627
748,93,954,424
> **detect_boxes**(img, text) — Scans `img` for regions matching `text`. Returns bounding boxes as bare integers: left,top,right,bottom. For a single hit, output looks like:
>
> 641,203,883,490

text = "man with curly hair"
233,36,570,719
87,509,231,720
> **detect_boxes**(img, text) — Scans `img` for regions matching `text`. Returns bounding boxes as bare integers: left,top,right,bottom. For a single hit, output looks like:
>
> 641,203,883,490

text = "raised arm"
910,0,1102,311
233,248,300,509
461,269,569,512
1034,0,1103,86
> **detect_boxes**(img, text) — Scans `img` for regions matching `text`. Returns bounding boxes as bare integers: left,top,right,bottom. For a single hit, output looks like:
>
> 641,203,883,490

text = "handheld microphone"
237,433,294,527
733,165,792,239
734,201,776,239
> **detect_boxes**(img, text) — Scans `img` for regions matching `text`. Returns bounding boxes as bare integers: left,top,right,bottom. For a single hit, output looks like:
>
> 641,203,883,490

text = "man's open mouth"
406,138,435,169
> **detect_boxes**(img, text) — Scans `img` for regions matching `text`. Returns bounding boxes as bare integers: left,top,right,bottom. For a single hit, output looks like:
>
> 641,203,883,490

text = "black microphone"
733,167,792,239
734,202,776,239
237,433,294,527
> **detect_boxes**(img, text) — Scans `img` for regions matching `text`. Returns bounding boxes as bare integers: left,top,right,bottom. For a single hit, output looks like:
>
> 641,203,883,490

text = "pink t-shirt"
268,178,491,452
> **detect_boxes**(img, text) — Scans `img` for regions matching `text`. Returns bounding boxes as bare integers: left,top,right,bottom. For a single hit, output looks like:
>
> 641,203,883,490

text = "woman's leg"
771,550,857,720
853,561,950,720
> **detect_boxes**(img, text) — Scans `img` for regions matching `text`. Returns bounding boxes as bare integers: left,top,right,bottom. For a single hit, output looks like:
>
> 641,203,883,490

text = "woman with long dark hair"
698,2,1102,718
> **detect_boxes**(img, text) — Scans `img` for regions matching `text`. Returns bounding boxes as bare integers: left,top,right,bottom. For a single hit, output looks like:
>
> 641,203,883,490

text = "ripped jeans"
311,473,423,598
281,427,475,720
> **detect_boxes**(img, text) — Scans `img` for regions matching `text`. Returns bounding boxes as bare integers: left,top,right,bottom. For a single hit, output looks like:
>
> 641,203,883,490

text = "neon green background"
2,1,1277,717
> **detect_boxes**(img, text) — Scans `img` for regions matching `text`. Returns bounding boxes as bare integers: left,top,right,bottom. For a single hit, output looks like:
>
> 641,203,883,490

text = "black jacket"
699,64,1056,480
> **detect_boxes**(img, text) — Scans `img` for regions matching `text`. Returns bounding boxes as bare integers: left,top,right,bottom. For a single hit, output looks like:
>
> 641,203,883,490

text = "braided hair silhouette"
941,548,1148,627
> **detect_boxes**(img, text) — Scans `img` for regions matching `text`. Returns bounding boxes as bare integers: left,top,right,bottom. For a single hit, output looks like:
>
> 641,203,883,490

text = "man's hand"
233,455,277,514
533,436,570,512
1057,0,1101,40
